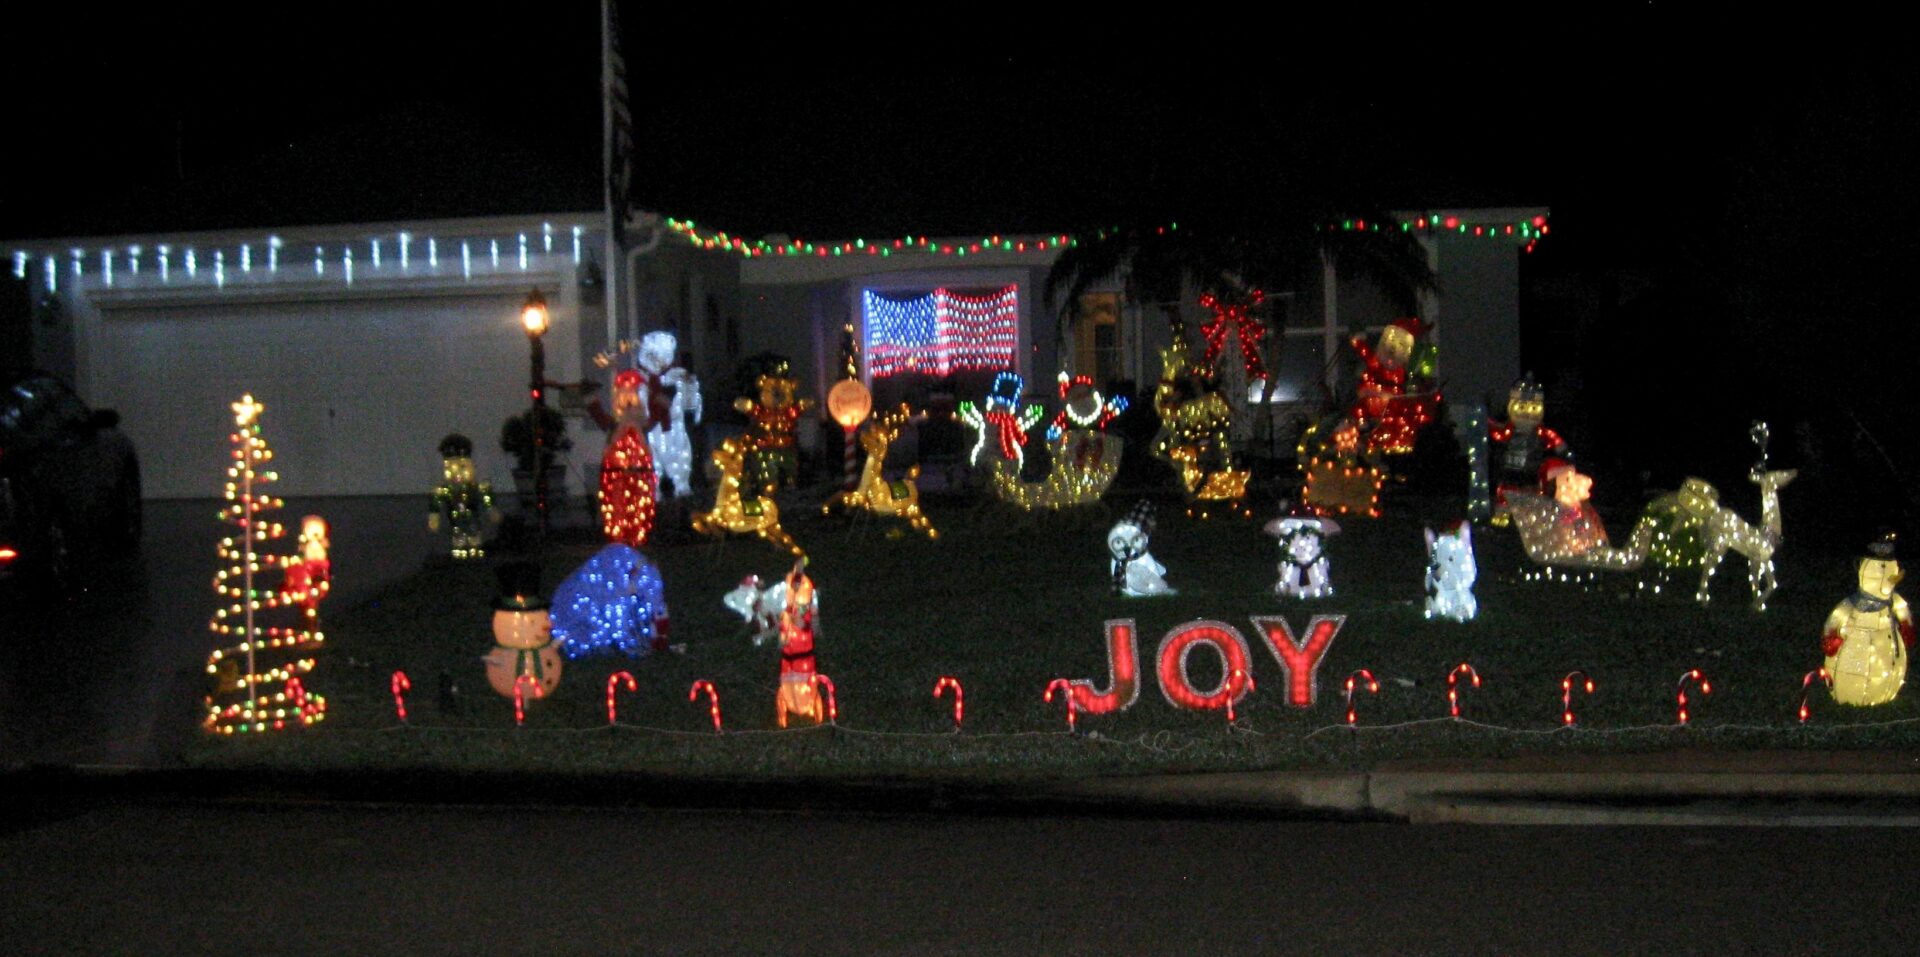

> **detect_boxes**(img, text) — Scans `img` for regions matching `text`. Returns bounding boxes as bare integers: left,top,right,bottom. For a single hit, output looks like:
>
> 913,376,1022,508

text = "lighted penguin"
1108,501,1174,597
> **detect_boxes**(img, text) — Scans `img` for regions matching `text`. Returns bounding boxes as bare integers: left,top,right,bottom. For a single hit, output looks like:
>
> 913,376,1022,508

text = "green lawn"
190,483,1920,779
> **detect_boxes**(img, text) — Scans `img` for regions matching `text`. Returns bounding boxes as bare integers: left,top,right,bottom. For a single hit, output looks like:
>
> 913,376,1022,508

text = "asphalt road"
0,497,444,766
2,801,1912,956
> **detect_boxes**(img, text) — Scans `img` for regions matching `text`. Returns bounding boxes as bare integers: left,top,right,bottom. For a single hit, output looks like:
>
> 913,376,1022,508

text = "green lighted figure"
429,433,499,560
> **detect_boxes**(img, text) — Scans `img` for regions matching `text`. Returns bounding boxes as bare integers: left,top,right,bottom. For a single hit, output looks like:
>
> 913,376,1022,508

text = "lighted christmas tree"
204,395,327,734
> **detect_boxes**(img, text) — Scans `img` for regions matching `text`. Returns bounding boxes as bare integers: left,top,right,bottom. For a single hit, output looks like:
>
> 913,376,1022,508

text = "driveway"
0,496,442,766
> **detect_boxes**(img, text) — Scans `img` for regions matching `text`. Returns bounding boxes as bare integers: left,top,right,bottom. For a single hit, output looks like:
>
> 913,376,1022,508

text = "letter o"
1157,620,1254,711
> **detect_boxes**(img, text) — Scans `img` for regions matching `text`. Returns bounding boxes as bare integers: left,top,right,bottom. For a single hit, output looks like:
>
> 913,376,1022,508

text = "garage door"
88,289,580,498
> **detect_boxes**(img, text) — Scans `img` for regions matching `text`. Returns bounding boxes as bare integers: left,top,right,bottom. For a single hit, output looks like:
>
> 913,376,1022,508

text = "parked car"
0,372,142,598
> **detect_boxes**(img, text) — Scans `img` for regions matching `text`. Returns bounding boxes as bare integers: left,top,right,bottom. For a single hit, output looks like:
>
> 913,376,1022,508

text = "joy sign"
1067,615,1347,715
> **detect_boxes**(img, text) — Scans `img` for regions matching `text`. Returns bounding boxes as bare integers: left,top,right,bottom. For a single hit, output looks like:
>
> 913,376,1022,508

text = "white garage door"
88,288,581,498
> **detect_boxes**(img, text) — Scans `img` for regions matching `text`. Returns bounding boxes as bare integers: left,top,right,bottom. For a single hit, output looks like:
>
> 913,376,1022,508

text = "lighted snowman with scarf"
1108,501,1175,597
1822,534,1914,706
483,562,563,699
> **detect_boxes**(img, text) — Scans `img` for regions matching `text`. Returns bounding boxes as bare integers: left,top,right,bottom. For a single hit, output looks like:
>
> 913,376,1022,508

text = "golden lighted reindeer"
823,404,938,539
692,436,803,556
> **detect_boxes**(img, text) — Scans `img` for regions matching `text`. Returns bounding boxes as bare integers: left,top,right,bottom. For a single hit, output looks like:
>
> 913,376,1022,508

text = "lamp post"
522,289,551,532
827,378,872,491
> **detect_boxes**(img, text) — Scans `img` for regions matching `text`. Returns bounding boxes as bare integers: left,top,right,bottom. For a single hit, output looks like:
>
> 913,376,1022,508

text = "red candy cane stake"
391,671,411,724
933,676,964,731
1561,671,1595,727
689,680,722,734
1225,669,1255,726
811,674,838,724
1677,669,1712,725
1044,678,1077,732
513,674,539,727
1447,663,1481,720
1798,667,1831,724
606,671,636,726
1344,669,1379,726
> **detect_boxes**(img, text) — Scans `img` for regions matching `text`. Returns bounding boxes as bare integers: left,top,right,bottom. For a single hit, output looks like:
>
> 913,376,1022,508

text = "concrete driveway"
0,496,443,766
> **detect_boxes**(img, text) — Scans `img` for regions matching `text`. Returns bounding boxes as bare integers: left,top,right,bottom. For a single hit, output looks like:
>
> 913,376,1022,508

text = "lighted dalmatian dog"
724,574,820,647
1263,511,1341,599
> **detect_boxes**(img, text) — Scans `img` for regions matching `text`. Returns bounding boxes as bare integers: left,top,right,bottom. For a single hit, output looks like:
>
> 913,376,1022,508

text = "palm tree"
1042,207,1437,453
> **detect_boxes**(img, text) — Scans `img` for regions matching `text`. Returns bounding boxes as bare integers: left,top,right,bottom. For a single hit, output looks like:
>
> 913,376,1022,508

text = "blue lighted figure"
550,543,674,658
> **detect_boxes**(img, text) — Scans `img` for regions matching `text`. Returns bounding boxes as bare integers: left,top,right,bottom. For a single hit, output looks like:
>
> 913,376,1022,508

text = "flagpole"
600,0,620,351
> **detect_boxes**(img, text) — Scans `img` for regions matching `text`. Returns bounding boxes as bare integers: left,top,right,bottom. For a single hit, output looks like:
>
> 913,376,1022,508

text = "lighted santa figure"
1347,317,1440,456
281,515,331,612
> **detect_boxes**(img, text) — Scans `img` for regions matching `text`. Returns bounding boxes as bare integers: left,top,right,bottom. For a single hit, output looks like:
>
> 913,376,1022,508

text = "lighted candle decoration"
821,404,938,538
1798,668,1831,723
689,680,723,733
204,395,328,734
1447,663,1480,720
1264,512,1340,599
1044,678,1078,732
549,544,671,659
1821,534,1911,706
1343,669,1378,726
1676,669,1711,725
1108,502,1175,597
1421,522,1478,622
1560,671,1595,727
933,676,964,731
428,433,498,560
391,671,411,724
607,671,637,726
691,436,804,556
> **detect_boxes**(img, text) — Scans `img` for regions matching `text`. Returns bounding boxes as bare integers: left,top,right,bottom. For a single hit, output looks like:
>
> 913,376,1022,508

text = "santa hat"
1389,317,1429,338
1541,456,1575,486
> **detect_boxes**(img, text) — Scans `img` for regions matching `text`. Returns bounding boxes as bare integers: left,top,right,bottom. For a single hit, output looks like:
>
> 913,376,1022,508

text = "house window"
862,285,1018,379
1072,292,1122,387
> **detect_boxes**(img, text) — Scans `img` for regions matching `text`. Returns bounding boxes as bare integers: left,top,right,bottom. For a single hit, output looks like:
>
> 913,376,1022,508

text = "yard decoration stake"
810,675,838,724
1224,669,1255,725
1156,621,1255,712
606,671,637,726
1798,668,1831,724
1343,669,1379,726
1248,615,1346,708
1676,669,1711,725
1044,679,1078,732
1561,671,1595,727
513,674,540,727
391,671,411,724
689,680,722,733
1447,664,1481,720
933,676,964,731
1068,621,1143,715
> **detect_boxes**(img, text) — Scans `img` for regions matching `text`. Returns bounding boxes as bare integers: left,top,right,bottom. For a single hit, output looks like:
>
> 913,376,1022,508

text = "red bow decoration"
1197,290,1269,380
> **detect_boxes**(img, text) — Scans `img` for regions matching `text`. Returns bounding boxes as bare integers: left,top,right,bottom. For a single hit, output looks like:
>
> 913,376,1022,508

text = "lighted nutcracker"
1347,317,1439,456
733,366,813,491
1821,535,1913,706
428,433,498,560
483,562,563,699
774,559,824,727
1488,374,1570,524
599,368,659,546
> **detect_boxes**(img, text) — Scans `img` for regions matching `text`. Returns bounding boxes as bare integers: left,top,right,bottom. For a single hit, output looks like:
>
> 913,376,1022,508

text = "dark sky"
3,4,1911,272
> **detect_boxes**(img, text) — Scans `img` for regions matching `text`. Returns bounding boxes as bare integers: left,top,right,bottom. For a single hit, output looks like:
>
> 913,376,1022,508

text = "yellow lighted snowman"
484,562,563,699
1821,535,1913,706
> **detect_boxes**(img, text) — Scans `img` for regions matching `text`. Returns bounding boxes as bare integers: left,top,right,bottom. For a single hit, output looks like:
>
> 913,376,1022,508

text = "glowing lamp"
827,378,872,429
521,289,549,337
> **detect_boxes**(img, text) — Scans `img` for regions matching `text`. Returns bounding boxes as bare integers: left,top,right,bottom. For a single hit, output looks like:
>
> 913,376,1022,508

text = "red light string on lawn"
689,680,722,734
811,675,838,724
1044,679,1078,732
391,671,410,724
933,676,964,731
606,671,636,726
1447,663,1481,720
1798,668,1831,724
1676,669,1711,725
1225,669,1255,725
1560,671,1595,727
1343,669,1379,726
514,674,539,727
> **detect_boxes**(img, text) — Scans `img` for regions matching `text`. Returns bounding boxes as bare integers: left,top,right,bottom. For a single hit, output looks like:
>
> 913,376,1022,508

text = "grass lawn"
189,478,1920,780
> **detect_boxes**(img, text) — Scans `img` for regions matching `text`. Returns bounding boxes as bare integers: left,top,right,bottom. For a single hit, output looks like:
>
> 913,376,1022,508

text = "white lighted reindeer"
597,333,703,498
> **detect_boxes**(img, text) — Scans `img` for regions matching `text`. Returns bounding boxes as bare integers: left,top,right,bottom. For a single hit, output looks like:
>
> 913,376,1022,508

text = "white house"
8,207,1544,498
